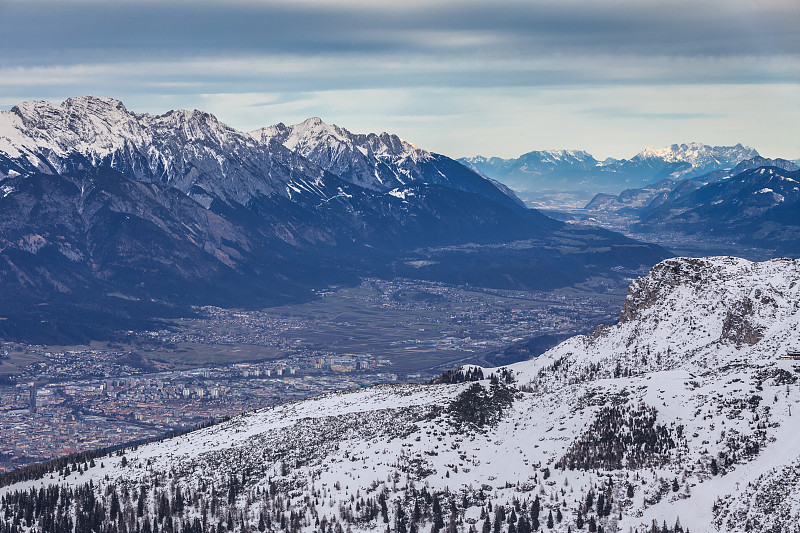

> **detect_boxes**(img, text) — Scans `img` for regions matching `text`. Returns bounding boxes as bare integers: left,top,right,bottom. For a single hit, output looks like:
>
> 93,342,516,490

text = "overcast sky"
1,0,798,159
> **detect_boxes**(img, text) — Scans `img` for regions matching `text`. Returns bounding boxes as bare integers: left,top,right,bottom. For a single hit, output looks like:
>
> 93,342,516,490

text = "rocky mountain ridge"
251,117,522,208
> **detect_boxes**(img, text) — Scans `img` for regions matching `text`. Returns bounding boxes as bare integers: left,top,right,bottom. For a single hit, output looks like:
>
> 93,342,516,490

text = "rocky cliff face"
524,256,800,384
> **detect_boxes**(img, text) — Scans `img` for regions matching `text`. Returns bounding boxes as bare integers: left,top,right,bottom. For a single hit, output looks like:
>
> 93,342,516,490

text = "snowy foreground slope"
2,257,800,533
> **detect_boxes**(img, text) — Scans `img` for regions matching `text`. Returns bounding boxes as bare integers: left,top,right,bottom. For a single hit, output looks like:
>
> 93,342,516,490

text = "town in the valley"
0,278,624,472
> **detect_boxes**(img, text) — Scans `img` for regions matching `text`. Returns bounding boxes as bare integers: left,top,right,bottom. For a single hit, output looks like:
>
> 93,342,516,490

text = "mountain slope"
2,257,799,533
634,166,800,256
0,167,362,342
583,157,799,214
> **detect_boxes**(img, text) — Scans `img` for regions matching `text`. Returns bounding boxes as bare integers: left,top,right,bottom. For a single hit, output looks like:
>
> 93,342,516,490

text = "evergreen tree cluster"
433,367,515,386
433,368,485,385
0,475,572,533
448,379,515,427
639,518,689,533
713,427,767,476
555,403,683,471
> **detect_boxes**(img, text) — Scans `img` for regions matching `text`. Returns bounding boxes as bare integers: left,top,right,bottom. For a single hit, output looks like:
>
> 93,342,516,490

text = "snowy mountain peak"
0,96,325,204
635,142,759,168
512,256,800,390
302,116,324,126
251,117,429,162
62,94,129,114
250,118,464,192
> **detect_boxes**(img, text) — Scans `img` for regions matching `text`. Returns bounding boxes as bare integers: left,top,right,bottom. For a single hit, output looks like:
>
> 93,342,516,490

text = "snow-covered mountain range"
251,117,432,192
0,97,517,209
460,143,760,194
633,143,759,169
0,96,668,342
0,96,326,207
3,256,799,532
251,117,522,207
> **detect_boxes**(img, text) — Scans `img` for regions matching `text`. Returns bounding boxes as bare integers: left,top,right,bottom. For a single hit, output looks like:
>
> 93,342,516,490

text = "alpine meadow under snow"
2,257,800,533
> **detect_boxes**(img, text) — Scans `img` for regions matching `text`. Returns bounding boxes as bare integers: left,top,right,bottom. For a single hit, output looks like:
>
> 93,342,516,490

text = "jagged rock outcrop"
524,256,800,382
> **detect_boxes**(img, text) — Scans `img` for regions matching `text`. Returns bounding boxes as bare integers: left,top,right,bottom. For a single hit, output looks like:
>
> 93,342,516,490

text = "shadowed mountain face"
0,97,670,342
633,166,800,256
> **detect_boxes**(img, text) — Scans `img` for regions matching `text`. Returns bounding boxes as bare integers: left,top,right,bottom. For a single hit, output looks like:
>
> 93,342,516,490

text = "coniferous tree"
432,497,443,531
530,497,540,531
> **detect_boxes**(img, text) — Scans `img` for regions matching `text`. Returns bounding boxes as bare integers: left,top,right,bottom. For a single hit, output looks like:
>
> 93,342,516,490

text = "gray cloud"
2,0,797,64
0,0,798,158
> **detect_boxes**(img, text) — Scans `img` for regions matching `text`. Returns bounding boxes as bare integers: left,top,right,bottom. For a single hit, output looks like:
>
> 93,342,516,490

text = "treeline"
0,460,700,533
0,479,597,533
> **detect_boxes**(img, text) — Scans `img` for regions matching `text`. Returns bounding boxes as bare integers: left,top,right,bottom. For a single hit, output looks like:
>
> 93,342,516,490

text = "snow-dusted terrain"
2,256,799,533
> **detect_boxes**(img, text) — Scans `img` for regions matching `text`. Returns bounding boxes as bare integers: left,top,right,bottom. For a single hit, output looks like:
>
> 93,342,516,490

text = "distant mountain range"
0,96,668,342
585,157,799,212
633,164,800,255
459,143,761,194
578,158,800,257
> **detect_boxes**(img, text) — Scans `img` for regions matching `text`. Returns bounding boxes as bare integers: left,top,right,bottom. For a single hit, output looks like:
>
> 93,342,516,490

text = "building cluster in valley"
0,346,398,473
